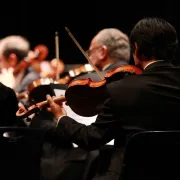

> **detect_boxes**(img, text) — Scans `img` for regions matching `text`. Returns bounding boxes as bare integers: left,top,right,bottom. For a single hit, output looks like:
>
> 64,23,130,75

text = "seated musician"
0,35,40,94
45,17,180,180
75,28,130,81
16,28,132,180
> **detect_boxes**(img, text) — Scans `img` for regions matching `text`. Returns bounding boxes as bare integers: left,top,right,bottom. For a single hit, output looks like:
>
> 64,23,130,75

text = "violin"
13,44,49,76
64,65,142,117
55,63,94,84
18,32,65,100
16,64,142,118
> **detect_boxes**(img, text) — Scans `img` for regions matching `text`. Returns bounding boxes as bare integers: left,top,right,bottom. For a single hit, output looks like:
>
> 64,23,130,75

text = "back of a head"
0,35,30,61
96,28,130,62
130,17,178,61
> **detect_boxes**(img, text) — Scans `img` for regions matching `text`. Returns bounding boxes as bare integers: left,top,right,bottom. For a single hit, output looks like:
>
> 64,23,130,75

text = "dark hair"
130,17,178,61
0,35,30,62
3,49,28,61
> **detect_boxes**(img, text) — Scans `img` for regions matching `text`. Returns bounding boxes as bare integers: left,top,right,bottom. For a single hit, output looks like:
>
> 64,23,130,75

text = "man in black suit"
75,28,130,81
46,17,180,179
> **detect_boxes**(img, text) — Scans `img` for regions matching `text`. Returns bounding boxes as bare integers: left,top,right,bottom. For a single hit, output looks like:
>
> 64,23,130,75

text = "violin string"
65,27,104,80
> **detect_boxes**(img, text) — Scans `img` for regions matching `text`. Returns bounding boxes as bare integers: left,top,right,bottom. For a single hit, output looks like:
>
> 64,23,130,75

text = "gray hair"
0,35,30,60
96,28,130,62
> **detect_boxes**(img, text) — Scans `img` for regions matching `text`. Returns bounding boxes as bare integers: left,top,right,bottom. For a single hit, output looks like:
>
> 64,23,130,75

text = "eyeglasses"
86,46,101,56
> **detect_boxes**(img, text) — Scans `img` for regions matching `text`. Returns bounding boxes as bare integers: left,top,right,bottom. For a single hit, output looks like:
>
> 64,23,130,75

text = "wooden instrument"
13,44,48,76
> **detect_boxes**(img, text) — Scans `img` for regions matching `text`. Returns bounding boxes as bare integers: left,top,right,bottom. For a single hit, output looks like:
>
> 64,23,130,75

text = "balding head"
95,28,130,61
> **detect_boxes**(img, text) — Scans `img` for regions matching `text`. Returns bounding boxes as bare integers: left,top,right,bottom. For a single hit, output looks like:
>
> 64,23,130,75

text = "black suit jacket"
0,83,19,126
55,61,180,178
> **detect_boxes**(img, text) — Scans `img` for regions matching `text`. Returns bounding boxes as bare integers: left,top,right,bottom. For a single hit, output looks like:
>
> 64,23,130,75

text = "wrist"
56,114,66,121
56,115,67,127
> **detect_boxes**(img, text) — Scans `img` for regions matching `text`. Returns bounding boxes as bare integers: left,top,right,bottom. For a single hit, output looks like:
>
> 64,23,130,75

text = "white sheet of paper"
54,89,114,146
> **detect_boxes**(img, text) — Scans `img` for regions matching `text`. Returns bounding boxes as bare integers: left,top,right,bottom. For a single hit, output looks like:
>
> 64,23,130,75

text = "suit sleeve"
56,97,119,151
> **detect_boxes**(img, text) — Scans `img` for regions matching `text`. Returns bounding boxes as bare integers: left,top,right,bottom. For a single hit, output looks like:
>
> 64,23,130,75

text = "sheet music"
54,89,114,146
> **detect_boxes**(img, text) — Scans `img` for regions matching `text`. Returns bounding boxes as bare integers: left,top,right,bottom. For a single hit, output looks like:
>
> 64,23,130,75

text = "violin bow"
65,27,104,80
55,31,60,80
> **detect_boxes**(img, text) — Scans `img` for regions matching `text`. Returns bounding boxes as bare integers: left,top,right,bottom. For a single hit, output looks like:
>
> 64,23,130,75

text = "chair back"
0,127,45,180
121,131,180,180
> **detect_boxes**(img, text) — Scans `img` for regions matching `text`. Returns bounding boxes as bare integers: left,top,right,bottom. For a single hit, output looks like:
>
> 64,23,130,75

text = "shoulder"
0,82,17,99
23,71,40,81
0,82,14,93
106,74,147,102
107,74,144,91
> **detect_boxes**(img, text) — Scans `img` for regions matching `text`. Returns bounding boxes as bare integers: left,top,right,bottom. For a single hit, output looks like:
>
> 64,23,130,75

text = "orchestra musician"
45,17,180,180
0,35,40,94
75,28,130,81
16,27,133,180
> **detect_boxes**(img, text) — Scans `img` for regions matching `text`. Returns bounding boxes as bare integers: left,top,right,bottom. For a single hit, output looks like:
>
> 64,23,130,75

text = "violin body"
65,65,143,117
28,78,56,103
65,78,108,116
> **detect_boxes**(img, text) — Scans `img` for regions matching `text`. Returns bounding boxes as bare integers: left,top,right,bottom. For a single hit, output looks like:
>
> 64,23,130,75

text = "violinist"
46,17,180,180
75,28,131,81
0,35,40,94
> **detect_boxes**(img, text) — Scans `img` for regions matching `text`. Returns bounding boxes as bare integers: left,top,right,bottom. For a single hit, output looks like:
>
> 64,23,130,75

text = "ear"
8,53,18,67
133,42,139,58
133,42,147,62
99,45,108,60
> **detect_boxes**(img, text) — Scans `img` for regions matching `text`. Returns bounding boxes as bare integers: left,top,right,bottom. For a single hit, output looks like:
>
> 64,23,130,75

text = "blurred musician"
0,35,40,93
50,58,65,78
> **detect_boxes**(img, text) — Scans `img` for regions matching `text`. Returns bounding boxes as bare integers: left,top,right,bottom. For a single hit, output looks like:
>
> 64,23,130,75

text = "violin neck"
13,61,29,76
38,96,66,108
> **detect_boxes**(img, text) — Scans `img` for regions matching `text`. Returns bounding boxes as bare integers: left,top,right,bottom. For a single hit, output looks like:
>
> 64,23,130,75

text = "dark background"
0,1,179,65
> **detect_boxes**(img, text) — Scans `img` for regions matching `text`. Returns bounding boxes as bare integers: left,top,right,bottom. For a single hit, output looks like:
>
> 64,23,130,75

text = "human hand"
16,102,28,117
46,94,67,121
